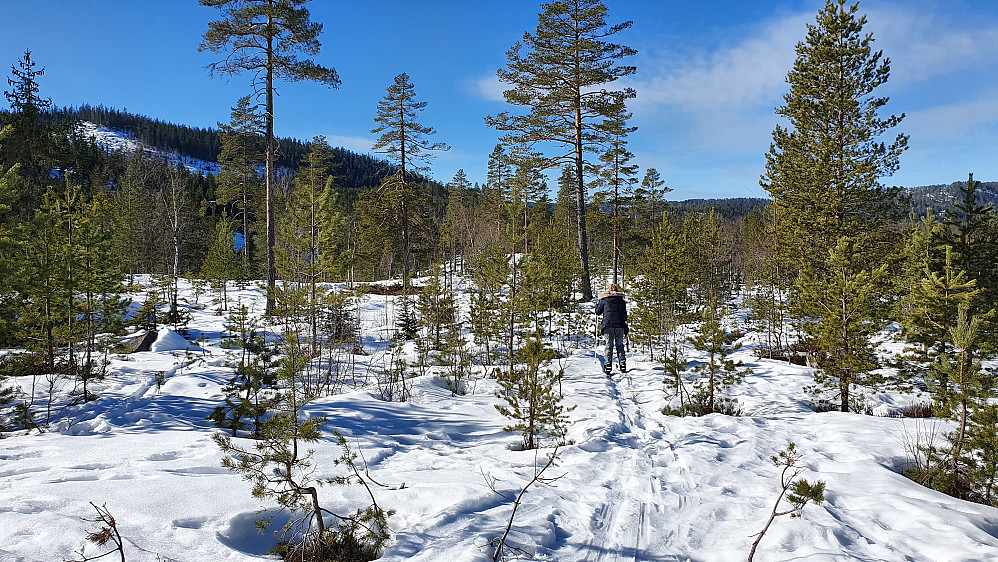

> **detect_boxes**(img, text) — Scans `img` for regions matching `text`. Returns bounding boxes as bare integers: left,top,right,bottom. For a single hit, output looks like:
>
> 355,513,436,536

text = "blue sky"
1,0,996,199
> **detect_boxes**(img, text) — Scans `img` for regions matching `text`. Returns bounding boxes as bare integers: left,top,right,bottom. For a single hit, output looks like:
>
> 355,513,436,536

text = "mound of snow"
150,328,202,353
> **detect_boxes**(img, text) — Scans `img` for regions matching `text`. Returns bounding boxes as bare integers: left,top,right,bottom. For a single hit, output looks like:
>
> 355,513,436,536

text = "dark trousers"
604,327,626,364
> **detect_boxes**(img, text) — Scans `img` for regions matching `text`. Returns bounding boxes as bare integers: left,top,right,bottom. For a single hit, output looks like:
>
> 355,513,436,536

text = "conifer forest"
0,1,996,561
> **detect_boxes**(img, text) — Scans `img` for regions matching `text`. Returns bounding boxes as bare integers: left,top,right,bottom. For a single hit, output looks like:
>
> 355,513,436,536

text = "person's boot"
604,361,612,376
619,357,626,373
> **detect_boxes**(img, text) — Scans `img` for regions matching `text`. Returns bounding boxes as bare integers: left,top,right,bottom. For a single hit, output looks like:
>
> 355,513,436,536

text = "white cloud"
626,13,806,114
324,134,377,155
471,74,506,102
866,3,998,85
904,89,998,141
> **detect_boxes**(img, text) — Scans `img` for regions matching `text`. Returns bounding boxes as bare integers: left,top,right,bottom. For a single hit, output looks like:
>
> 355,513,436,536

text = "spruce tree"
210,303,277,437
110,155,151,287
900,246,980,390
486,0,636,301
2,50,56,203
200,0,340,313
634,168,670,233
370,72,448,289
942,173,996,343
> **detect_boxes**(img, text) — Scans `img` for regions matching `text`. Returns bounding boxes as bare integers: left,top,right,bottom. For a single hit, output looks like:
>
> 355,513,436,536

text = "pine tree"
441,169,475,271
18,186,71,374
630,209,686,359
200,0,340,313
688,298,750,415
796,237,888,412
201,215,240,312
761,0,908,275
494,328,575,450
277,136,342,352
213,331,334,553
928,306,986,498
469,242,508,366
0,127,28,346
595,94,638,285
682,209,732,312
74,192,125,396
417,265,456,351
371,72,448,289
215,95,265,275
486,0,636,301
968,395,998,505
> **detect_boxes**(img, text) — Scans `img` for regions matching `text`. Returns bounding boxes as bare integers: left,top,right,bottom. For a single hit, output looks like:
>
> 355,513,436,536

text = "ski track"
570,360,693,562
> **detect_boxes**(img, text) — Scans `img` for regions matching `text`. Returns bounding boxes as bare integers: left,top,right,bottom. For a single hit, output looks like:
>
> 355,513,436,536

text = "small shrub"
900,401,934,418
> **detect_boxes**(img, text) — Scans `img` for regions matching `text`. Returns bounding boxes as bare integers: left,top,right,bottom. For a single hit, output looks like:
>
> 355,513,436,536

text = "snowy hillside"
2,277,997,561
76,121,220,175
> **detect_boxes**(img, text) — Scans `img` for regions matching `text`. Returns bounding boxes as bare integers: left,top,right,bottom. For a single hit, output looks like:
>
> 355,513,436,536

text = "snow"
2,277,997,562
150,327,204,353
75,121,219,175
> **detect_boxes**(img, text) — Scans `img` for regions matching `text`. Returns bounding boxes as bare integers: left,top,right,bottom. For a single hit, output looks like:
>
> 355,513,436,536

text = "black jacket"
595,292,627,334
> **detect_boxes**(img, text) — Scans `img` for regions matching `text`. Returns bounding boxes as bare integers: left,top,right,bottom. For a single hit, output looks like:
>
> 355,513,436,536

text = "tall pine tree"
761,0,907,274
486,0,636,301
370,72,448,289
200,0,340,312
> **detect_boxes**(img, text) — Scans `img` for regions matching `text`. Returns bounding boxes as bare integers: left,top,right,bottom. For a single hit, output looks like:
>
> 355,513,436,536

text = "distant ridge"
667,197,770,220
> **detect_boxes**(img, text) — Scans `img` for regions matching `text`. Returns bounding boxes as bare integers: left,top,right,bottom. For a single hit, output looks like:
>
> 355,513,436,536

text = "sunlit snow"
1,276,996,561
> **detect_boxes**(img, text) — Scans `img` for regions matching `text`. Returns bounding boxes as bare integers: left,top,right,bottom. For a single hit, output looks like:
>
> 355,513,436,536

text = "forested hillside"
41,104,396,189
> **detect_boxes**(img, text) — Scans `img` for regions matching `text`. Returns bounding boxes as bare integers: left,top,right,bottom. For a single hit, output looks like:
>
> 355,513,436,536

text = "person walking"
595,283,628,375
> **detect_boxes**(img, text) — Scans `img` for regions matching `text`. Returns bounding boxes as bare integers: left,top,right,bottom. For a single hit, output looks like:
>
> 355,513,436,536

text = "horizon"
1,0,996,199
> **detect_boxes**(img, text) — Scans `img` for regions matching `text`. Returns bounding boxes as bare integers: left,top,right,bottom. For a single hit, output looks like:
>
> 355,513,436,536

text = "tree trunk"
264,23,276,314
574,104,592,301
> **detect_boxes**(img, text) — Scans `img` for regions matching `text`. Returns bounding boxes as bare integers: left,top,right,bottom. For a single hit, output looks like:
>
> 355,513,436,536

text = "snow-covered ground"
75,121,220,175
2,277,997,562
